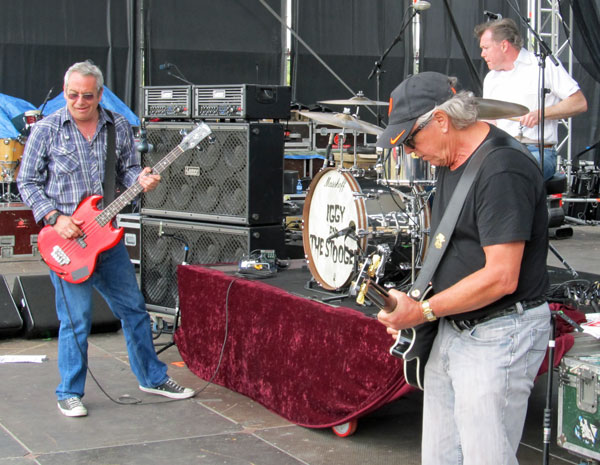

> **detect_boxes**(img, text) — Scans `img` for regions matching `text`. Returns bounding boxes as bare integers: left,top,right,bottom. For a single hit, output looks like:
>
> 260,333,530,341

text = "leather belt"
449,298,547,331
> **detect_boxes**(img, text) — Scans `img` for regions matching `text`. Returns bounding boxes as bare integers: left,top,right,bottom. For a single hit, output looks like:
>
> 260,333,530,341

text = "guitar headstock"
179,122,213,151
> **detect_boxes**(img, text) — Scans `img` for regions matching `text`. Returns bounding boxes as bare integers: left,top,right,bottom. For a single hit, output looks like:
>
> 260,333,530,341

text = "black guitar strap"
408,135,530,300
102,109,117,207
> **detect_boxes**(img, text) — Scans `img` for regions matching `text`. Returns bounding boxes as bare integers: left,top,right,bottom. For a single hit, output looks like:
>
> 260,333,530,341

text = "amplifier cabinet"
140,217,285,314
141,122,284,225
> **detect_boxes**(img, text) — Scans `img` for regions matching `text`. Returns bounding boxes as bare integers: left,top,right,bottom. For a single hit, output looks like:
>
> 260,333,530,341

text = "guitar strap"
102,109,117,207
409,135,529,300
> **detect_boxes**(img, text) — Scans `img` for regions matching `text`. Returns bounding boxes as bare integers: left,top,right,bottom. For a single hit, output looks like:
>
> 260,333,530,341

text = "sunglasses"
66,92,96,102
404,116,433,150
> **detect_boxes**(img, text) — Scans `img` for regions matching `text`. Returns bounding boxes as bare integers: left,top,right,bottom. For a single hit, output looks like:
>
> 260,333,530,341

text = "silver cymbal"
474,98,529,120
319,95,388,106
298,111,384,136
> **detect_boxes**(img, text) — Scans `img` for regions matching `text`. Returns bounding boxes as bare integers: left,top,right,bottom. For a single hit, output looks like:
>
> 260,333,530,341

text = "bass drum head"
302,168,431,291
302,168,365,290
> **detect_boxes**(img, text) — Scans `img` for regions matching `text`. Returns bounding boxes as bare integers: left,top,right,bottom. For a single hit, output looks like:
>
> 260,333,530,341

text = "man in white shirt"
474,18,587,180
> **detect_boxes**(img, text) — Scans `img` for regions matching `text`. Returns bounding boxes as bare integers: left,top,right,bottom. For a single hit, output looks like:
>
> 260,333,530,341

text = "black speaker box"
0,275,23,337
141,217,285,314
12,275,121,339
141,122,284,225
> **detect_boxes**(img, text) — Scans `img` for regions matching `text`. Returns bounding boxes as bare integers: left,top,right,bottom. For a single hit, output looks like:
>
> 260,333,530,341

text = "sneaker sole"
138,385,196,400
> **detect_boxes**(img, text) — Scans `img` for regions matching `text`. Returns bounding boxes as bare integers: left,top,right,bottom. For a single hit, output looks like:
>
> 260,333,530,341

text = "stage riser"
140,217,285,314
141,122,284,226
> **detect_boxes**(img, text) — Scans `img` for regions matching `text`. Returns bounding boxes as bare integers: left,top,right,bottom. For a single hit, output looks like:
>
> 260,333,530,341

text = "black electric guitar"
362,278,438,391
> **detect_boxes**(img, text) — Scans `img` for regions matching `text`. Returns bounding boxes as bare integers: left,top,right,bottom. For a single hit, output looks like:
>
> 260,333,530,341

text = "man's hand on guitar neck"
46,211,84,240
138,167,161,192
377,290,429,338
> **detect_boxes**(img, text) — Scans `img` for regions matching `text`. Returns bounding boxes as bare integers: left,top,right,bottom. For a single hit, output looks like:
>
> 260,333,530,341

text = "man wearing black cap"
376,72,551,464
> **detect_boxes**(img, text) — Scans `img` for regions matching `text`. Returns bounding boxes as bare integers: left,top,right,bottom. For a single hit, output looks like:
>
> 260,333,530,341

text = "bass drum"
302,167,431,291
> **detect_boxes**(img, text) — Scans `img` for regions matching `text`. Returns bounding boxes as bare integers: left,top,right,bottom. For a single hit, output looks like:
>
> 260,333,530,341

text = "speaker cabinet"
12,275,121,339
141,122,284,225
0,275,22,337
141,217,285,314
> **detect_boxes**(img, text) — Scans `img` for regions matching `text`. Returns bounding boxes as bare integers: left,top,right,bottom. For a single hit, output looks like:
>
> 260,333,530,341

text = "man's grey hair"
415,91,479,130
474,18,524,50
64,61,104,93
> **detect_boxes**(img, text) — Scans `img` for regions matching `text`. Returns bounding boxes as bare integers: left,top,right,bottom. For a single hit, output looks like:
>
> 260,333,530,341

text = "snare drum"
383,147,436,185
302,167,430,290
0,138,25,182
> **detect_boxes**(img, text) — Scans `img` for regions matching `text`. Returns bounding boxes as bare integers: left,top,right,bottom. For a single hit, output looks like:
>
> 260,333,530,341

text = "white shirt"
482,48,580,144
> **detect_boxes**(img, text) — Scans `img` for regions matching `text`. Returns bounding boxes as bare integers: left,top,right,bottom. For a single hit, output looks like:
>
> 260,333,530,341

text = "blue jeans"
422,303,551,465
49,240,168,400
526,144,556,181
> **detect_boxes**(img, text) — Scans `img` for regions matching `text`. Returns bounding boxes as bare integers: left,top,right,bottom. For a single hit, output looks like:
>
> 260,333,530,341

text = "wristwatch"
421,300,437,322
46,211,62,226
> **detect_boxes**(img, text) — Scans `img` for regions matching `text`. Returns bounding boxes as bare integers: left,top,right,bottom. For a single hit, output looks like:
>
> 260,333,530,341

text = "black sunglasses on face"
404,116,433,150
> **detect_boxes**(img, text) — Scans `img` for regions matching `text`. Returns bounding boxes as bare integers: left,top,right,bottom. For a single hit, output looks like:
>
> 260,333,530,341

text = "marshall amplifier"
143,85,192,119
192,84,291,120
141,121,283,225
140,217,285,314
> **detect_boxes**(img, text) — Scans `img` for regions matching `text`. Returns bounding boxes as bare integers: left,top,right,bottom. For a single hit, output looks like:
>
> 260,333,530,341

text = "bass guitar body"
37,195,124,284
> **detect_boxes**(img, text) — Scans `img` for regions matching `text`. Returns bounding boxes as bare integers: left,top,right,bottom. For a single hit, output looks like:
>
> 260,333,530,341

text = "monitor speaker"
12,275,121,339
0,275,22,337
141,121,284,225
141,217,285,314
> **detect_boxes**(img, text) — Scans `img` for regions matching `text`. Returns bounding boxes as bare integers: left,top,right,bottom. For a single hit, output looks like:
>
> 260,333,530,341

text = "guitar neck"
96,145,185,226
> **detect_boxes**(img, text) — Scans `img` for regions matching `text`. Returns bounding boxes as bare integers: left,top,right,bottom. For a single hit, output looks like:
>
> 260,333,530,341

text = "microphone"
159,62,173,70
327,223,356,241
483,10,502,20
411,1,431,11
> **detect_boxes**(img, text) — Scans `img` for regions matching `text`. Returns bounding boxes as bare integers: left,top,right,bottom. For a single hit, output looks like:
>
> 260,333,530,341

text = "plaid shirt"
17,106,141,223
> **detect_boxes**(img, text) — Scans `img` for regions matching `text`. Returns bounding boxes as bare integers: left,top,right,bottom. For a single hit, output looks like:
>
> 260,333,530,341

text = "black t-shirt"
431,125,549,321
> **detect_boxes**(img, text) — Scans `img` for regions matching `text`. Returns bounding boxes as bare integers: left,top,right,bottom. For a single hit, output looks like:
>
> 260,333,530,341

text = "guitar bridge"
51,245,71,266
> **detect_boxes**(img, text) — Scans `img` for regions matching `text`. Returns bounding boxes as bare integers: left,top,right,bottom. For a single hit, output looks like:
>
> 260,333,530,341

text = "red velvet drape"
174,265,413,428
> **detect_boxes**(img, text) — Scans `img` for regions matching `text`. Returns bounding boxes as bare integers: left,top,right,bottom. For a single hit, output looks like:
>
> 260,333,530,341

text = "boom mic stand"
368,7,417,127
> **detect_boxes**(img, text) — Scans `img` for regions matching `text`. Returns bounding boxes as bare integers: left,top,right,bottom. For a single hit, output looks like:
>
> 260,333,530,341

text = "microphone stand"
368,7,417,127
162,63,194,85
506,2,560,179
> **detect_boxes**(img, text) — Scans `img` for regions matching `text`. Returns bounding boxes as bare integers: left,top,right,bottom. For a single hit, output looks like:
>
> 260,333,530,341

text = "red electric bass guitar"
38,122,213,284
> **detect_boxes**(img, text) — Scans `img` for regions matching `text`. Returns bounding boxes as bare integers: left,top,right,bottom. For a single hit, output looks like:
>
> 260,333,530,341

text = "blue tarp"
40,86,140,127
0,107,20,138
0,93,37,138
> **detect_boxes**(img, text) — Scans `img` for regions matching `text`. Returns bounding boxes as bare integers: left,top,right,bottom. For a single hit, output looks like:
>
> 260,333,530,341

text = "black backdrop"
0,0,597,157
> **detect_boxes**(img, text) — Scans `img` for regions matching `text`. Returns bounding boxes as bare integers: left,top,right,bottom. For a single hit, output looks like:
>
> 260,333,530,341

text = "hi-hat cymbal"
319,95,388,106
298,111,383,135
475,98,529,120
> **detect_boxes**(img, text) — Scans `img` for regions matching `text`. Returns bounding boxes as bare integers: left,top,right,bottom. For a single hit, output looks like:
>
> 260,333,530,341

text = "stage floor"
0,226,598,464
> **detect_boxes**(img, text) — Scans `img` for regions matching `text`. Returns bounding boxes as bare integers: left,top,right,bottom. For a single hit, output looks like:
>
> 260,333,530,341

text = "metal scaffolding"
527,0,575,175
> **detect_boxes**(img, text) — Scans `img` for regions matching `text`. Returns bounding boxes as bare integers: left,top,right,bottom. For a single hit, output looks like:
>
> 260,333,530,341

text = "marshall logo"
16,218,30,229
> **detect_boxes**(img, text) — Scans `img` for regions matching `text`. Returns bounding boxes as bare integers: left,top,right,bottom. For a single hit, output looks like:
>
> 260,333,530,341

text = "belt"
519,139,554,149
449,298,547,331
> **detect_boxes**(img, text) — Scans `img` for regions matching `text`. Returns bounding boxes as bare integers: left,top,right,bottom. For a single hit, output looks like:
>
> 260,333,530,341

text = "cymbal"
474,98,529,120
298,111,383,135
319,95,388,106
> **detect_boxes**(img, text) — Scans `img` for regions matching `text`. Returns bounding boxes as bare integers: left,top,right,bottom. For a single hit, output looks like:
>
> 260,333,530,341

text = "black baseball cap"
376,72,456,149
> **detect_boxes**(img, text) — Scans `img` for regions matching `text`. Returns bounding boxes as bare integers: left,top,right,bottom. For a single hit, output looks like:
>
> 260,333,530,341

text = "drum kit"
0,110,42,202
298,92,528,302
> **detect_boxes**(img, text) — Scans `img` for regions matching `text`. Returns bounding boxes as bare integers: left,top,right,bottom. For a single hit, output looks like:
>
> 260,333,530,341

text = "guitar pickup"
50,245,71,266
76,233,87,249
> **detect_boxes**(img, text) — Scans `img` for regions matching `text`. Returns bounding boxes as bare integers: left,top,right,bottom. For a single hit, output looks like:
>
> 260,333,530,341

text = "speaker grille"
141,217,284,313
141,122,283,225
